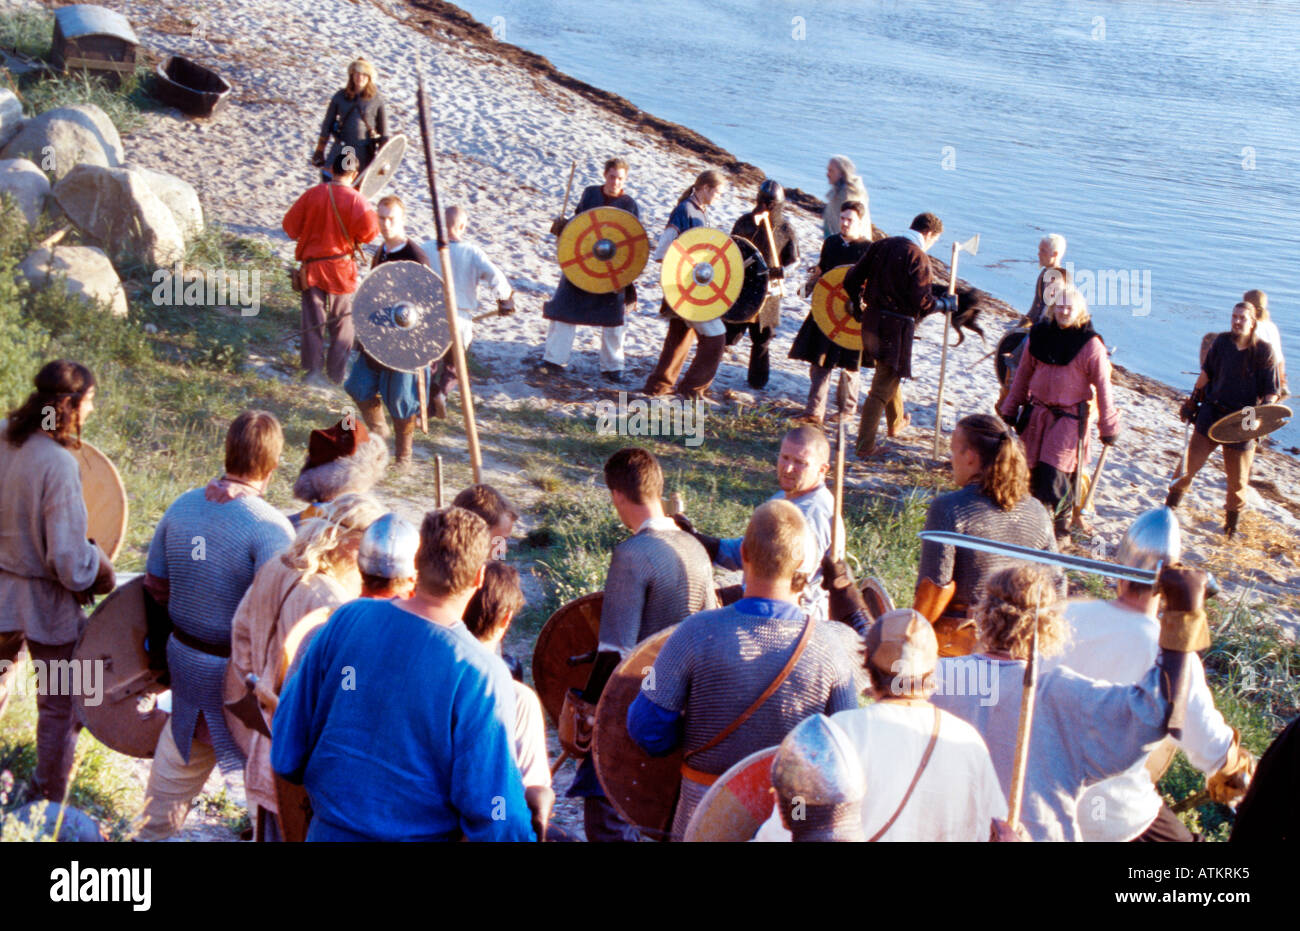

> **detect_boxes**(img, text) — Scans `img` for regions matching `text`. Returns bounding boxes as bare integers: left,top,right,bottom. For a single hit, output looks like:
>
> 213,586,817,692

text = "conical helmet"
1115,507,1181,573
358,512,419,579
771,714,865,807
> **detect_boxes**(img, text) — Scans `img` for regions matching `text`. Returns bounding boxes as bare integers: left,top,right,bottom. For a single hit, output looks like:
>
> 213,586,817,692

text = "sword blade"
917,531,1157,585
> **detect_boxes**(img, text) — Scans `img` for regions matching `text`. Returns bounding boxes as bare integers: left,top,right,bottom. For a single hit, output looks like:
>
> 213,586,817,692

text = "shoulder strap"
868,705,942,842
341,96,377,138
683,614,816,761
325,184,361,264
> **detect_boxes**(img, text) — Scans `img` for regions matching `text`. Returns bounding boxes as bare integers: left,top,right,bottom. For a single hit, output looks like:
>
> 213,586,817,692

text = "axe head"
958,233,980,256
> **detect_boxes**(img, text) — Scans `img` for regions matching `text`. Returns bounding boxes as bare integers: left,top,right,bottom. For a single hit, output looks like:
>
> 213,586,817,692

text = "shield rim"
682,745,778,842
721,235,770,324
660,228,743,323
531,591,603,725
73,439,128,562
1207,403,1291,444
352,260,450,373
592,626,681,840
356,133,407,201
811,265,862,352
556,206,649,294
859,576,895,620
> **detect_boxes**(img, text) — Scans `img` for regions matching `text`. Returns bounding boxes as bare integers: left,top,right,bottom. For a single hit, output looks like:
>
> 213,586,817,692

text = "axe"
932,233,980,458
1079,443,1110,514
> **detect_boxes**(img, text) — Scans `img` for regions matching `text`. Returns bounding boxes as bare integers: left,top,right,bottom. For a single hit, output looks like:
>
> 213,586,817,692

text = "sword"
917,531,1220,595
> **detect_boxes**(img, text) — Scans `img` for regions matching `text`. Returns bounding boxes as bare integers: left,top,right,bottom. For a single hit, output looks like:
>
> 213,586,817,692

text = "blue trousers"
344,353,434,422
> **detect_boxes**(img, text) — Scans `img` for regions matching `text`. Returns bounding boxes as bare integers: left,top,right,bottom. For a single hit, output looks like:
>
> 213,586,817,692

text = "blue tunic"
271,598,535,842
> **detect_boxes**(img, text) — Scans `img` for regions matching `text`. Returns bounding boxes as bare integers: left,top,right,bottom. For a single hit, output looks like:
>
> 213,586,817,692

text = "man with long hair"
0,361,115,802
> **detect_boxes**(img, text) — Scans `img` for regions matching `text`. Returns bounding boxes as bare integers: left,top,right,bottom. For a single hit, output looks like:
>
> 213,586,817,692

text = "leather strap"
682,615,815,763
680,763,720,787
172,625,232,658
325,183,361,265
868,705,941,842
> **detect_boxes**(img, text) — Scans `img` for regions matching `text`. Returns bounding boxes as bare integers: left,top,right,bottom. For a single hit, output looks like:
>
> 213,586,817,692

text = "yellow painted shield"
660,228,743,322
557,206,649,294
811,265,862,352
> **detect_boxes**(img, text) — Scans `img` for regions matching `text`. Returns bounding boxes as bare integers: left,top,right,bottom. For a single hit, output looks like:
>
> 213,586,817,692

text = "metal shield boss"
811,265,862,352
356,133,407,201
557,207,649,294
660,228,743,322
721,235,770,324
682,747,777,842
1207,403,1291,444
592,626,681,840
72,439,128,561
353,260,451,372
72,576,167,758
531,592,602,725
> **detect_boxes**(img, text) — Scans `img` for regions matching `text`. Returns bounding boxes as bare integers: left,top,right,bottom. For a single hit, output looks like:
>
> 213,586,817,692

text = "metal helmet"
756,179,785,208
358,512,419,579
1114,507,1181,574
770,714,865,841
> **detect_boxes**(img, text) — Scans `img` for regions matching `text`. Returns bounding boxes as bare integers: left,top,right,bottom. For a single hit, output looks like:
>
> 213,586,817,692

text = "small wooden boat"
151,55,232,118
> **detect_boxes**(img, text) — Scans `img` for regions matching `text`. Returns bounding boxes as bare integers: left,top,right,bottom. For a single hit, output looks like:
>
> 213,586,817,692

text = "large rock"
8,801,104,842
0,104,124,179
129,165,204,241
20,244,129,317
53,164,185,267
0,89,22,149
0,158,50,225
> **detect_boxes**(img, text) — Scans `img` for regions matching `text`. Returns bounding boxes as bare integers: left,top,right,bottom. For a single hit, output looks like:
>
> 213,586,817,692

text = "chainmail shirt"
648,599,860,838
599,521,716,655
917,483,1065,608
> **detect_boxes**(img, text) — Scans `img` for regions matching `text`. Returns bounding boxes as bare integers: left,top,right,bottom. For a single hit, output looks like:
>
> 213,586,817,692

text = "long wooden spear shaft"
931,243,960,459
831,418,846,560
1006,599,1039,832
417,75,482,484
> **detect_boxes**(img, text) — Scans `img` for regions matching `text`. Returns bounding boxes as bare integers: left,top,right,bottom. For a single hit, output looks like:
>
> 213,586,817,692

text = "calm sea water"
451,0,1300,447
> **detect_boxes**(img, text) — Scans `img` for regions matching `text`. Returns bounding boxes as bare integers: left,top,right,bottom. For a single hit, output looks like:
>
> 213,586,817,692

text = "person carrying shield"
1165,302,1282,538
627,499,860,839
725,179,800,390
541,158,641,382
843,212,955,458
641,169,731,399
311,56,389,182
0,361,115,803
997,285,1119,540
569,448,716,842
284,151,379,387
789,200,872,425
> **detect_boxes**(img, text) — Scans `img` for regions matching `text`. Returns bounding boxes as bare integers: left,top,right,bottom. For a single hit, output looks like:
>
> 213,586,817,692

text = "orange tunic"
282,182,379,294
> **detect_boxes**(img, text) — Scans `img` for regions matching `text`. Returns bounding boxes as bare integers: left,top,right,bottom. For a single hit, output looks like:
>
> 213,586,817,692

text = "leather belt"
171,625,232,658
680,763,720,787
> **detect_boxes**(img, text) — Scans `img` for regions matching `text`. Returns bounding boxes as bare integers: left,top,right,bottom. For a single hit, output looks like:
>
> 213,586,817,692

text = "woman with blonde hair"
312,56,389,180
228,491,387,841
998,286,1119,538
916,413,1063,655
823,155,870,238
1242,289,1286,395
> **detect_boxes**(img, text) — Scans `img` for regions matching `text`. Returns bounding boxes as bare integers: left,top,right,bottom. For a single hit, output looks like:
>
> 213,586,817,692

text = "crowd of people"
0,55,1293,844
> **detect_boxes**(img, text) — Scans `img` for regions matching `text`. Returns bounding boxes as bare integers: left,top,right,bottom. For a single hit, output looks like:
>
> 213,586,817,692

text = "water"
451,0,1300,448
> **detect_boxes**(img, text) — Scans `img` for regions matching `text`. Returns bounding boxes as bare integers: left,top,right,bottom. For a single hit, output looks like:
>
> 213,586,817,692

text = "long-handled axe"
932,233,980,458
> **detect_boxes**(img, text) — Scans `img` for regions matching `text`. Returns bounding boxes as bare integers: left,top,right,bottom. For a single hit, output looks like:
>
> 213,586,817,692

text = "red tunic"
282,182,379,294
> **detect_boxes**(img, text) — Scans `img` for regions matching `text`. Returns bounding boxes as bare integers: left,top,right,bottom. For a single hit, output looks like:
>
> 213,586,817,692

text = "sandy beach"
13,0,1297,838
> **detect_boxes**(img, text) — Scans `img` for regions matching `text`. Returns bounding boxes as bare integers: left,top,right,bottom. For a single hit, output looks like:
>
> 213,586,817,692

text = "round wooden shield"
353,260,450,373
72,576,168,758
995,329,1028,389
1199,331,1216,368
593,626,681,840
860,576,895,621
721,235,770,324
1207,403,1291,445
357,133,407,201
660,228,743,323
811,265,862,352
557,207,649,294
72,440,128,561
682,746,777,842
531,592,602,725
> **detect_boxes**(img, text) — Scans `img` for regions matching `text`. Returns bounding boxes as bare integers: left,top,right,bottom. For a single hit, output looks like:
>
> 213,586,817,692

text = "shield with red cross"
556,206,649,294
811,264,862,352
682,746,778,842
660,227,744,322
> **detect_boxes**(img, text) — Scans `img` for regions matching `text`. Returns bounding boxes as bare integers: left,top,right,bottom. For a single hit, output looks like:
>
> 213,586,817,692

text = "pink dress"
999,336,1119,474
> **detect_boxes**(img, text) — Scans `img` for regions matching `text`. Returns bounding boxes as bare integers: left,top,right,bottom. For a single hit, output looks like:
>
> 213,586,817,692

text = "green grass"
0,7,52,60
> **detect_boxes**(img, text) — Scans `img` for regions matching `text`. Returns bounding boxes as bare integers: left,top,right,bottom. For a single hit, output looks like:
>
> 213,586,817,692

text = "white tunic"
512,681,551,790
1052,598,1234,842
753,701,1007,842
421,239,513,347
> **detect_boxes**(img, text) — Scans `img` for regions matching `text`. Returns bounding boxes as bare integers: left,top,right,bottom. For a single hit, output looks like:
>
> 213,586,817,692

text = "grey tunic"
649,601,860,838
931,656,1169,841
917,483,1065,610
319,89,388,172
599,523,715,654
146,487,294,772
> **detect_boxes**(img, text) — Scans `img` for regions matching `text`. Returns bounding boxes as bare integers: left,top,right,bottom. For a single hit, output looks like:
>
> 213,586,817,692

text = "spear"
417,73,482,483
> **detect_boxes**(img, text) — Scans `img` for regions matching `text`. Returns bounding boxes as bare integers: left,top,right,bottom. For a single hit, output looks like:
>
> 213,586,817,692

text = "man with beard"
725,180,800,390
1165,302,1281,538
541,158,640,383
